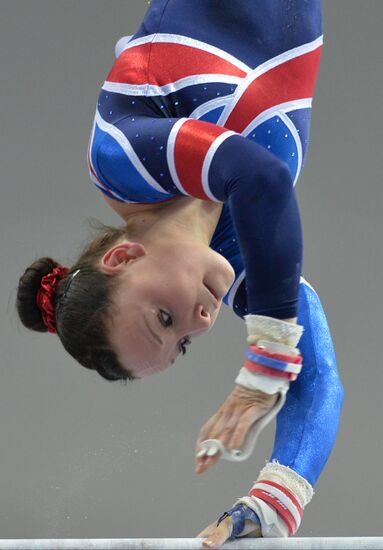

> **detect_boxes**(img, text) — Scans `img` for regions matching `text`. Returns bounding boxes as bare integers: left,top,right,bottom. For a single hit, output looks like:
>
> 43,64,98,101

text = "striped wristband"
249,479,303,536
244,342,303,382
232,462,313,537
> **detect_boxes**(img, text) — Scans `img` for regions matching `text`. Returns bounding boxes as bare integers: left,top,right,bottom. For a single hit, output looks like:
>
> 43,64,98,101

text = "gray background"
1,0,382,540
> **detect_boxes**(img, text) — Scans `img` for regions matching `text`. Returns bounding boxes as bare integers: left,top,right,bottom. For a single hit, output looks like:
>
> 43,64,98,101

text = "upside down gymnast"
86,0,344,546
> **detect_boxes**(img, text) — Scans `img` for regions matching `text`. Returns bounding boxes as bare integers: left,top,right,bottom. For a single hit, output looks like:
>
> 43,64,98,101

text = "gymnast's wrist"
244,314,304,349
232,462,314,538
235,314,304,394
235,364,291,395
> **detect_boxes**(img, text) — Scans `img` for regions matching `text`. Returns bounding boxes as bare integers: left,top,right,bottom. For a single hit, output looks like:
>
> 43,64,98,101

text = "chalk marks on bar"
0,538,382,549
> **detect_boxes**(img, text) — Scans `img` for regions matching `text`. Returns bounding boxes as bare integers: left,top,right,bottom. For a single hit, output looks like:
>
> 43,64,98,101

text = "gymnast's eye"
158,310,192,356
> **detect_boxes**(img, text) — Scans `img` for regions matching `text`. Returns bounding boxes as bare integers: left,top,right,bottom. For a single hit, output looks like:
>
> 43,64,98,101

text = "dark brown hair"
16,218,139,384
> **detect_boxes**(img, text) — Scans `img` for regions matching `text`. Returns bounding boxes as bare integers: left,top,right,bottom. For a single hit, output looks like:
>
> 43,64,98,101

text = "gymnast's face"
100,238,235,378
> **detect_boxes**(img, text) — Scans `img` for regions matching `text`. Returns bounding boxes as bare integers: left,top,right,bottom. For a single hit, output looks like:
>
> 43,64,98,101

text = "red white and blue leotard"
88,0,343,491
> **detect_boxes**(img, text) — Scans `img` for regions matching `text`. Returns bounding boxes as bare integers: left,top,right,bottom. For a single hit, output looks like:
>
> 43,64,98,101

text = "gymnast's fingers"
195,515,233,549
195,520,217,538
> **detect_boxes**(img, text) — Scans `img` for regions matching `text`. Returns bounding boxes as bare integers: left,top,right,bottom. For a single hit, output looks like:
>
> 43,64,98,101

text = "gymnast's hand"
195,503,262,549
194,384,278,474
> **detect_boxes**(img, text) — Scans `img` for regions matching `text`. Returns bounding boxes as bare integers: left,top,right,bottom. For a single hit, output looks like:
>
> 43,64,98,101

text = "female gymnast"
16,0,344,547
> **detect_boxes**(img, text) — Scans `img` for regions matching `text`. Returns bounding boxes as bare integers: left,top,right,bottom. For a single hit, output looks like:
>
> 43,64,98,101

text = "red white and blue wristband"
231,462,314,538
217,478,304,539
245,342,303,381
249,479,303,536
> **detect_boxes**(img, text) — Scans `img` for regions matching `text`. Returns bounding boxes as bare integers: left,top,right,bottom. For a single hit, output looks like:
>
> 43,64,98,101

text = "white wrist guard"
235,314,304,395
245,314,304,349
233,461,314,537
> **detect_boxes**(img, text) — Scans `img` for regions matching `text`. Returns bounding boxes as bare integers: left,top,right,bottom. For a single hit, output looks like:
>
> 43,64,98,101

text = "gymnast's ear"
100,242,147,274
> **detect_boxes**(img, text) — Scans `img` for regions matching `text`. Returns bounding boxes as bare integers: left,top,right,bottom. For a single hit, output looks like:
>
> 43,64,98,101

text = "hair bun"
16,257,61,333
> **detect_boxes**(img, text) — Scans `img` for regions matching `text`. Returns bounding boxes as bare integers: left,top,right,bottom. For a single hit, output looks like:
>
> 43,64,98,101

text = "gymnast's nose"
191,303,213,334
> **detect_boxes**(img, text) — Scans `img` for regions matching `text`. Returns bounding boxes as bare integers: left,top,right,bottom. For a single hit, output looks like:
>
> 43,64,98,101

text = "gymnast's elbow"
240,156,294,205
259,157,294,202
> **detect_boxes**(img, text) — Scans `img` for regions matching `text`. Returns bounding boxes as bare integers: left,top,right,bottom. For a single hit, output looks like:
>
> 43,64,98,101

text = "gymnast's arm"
271,279,344,486
230,278,345,537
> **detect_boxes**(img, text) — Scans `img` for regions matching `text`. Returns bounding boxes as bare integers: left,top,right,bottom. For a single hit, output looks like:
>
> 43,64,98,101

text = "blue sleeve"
269,278,345,487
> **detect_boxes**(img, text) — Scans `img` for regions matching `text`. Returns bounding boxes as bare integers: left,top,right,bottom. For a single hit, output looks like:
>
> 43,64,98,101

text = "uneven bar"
0,539,382,549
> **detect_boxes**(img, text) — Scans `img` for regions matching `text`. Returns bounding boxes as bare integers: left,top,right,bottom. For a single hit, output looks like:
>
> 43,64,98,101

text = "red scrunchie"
36,266,69,334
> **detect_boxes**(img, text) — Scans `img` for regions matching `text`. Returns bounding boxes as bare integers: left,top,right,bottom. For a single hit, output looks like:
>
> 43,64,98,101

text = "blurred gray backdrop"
1,0,382,540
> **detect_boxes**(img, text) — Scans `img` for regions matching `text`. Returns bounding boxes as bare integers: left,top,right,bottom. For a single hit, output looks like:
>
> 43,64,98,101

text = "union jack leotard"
87,0,343,494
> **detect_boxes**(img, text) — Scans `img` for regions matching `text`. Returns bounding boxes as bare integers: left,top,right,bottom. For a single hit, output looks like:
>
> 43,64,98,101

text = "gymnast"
16,0,344,547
